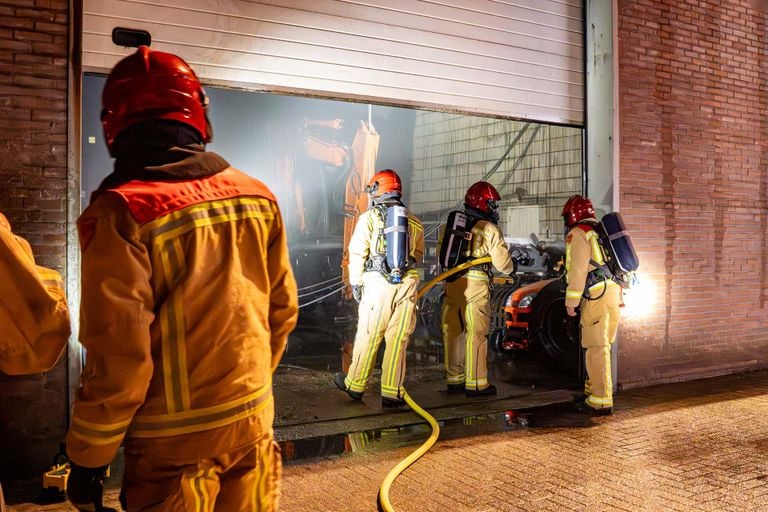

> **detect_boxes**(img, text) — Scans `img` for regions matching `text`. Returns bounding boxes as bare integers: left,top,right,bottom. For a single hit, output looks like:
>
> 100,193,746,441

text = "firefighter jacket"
0,212,70,375
468,220,514,275
565,222,610,308
67,168,299,468
347,206,424,287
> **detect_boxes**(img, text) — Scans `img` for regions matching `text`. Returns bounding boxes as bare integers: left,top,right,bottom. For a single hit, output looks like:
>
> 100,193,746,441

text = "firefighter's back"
107,169,283,440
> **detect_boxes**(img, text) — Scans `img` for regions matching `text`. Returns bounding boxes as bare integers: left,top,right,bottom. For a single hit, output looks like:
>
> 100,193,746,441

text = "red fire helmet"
367,169,402,198
101,46,210,153
562,195,596,227
465,181,502,218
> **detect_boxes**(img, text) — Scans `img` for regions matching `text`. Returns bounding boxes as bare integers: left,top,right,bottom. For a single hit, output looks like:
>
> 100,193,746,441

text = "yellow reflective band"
381,383,405,398
189,467,213,512
129,385,272,438
71,416,132,432
159,246,181,414
346,378,367,393
155,209,273,248
586,395,613,406
566,290,583,299
465,303,475,381
384,299,413,389
70,416,131,445
69,429,126,446
356,304,385,388
603,321,613,392
141,197,273,235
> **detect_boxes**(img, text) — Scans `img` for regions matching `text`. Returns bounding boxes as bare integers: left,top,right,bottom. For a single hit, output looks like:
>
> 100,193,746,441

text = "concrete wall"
617,0,768,387
0,0,70,479
408,111,583,243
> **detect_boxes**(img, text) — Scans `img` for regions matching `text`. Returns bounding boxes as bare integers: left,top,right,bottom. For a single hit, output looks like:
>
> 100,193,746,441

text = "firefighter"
0,212,71,512
0,212,70,376
562,195,621,415
334,170,424,408
442,182,514,396
65,47,298,512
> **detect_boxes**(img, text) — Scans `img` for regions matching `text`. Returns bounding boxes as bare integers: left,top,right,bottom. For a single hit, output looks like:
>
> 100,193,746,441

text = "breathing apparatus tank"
439,211,472,271
383,205,410,284
593,212,640,287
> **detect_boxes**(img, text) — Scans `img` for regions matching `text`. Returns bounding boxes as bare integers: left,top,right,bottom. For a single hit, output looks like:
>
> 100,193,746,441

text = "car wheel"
528,280,581,375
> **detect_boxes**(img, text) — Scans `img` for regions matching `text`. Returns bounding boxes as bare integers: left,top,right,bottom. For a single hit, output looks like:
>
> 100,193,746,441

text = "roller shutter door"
82,0,584,125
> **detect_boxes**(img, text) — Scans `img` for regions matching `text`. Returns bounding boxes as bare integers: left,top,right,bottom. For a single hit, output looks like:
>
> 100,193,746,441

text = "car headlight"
517,293,537,309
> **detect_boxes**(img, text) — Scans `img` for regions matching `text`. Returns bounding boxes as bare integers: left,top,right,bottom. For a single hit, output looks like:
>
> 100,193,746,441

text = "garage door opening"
81,75,584,432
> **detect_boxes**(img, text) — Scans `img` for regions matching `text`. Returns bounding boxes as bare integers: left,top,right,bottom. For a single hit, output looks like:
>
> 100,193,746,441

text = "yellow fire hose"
377,256,493,512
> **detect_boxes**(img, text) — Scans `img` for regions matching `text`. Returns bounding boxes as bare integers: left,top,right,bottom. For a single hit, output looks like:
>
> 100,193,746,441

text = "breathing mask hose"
377,257,493,512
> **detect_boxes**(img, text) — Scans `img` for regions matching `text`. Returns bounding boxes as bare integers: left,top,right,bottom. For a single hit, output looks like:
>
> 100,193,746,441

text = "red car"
492,277,581,373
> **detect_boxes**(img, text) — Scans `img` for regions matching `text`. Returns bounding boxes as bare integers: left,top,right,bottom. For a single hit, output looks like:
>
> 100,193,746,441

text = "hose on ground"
377,256,493,512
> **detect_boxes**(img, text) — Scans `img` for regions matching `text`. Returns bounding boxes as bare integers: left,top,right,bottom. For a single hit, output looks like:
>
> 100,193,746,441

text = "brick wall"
0,0,69,479
618,0,768,387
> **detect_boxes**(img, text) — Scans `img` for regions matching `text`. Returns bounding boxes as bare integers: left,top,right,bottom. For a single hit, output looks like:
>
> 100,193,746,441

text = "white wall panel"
83,0,584,125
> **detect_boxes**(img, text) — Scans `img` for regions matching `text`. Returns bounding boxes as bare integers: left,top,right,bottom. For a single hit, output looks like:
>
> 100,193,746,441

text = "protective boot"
573,401,613,416
465,383,497,397
382,397,407,409
334,372,363,400
446,384,464,395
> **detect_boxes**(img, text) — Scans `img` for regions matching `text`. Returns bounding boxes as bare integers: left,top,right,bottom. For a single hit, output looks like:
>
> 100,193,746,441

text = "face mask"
487,200,500,223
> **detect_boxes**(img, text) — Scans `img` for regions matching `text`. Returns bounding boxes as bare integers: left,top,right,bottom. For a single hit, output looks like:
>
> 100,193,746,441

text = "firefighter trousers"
442,272,492,391
122,432,281,511
580,281,622,410
346,272,418,399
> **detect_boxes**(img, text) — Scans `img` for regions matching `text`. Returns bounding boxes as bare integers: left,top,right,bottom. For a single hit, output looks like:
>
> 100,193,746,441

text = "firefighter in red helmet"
441,182,514,396
563,195,621,415
334,170,424,408
65,46,298,511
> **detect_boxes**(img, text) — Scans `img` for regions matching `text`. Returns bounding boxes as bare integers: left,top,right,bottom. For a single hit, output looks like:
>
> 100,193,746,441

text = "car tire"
528,279,581,376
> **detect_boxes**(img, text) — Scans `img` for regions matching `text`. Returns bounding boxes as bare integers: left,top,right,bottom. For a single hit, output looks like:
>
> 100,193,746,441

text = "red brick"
618,0,768,388
0,0,69,483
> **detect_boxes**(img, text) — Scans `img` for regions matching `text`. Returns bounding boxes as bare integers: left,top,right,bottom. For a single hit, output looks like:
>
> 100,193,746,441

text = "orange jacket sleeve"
565,228,591,308
267,208,299,371
67,194,155,468
0,215,70,375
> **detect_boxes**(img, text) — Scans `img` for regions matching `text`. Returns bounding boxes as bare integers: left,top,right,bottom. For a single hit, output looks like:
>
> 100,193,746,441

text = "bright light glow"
622,277,658,320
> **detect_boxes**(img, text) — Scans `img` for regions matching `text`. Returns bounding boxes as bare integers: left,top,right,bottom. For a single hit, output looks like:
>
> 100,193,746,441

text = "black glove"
352,285,362,304
67,463,117,512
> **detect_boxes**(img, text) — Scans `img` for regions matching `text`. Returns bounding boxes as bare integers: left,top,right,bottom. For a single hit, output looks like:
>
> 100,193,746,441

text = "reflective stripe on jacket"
0,213,70,375
468,220,514,275
67,168,298,467
347,207,425,287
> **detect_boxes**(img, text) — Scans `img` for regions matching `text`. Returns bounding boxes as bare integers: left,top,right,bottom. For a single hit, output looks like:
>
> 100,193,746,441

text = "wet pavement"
273,357,575,443
5,370,768,511
278,370,768,512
